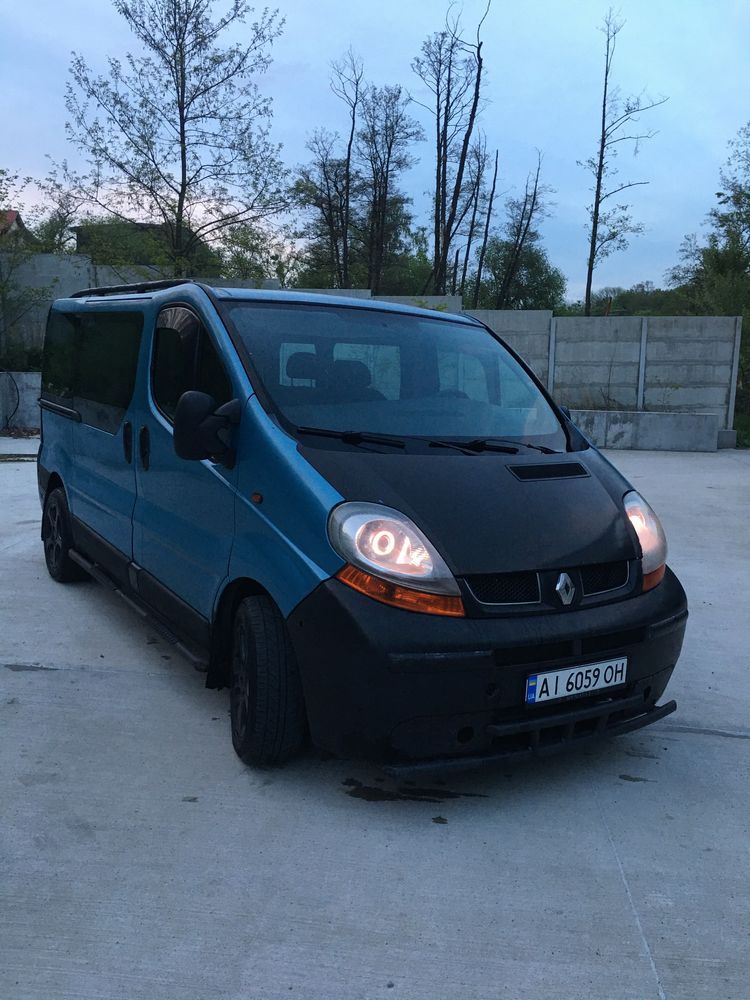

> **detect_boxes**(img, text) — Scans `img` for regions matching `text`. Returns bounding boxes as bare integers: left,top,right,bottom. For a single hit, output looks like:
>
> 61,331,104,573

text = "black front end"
287,567,687,774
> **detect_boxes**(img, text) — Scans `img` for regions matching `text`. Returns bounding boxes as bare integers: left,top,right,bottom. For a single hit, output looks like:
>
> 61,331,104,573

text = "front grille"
580,561,629,595
465,571,540,605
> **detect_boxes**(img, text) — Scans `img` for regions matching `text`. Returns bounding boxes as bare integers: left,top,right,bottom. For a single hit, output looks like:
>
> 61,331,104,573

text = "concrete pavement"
1,450,749,1000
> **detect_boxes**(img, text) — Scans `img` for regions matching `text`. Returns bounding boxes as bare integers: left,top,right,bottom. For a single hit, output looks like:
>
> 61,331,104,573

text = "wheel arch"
207,576,275,689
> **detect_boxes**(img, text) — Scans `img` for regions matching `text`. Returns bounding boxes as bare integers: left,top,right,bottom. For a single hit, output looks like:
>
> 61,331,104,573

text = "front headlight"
623,490,667,590
328,502,464,616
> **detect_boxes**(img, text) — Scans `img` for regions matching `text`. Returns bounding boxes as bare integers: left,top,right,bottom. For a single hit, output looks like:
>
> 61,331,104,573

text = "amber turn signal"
336,564,465,617
642,564,666,592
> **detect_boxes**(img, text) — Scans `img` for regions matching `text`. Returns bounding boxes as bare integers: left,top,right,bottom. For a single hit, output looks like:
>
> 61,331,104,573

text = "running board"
69,549,209,672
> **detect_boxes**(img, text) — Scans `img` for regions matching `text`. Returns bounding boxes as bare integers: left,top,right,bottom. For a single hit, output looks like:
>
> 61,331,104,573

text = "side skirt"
69,516,210,671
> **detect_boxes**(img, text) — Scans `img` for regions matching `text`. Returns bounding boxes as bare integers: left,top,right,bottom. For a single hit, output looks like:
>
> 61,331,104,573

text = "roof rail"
70,278,203,299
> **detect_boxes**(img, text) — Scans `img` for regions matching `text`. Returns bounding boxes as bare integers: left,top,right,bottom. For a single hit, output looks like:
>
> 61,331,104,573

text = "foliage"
0,169,53,366
292,68,424,294
471,237,566,310
558,281,693,316
219,223,301,287
668,124,750,401
65,0,286,276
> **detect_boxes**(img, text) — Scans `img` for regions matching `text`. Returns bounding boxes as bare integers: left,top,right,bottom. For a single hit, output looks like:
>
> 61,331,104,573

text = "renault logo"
555,572,576,606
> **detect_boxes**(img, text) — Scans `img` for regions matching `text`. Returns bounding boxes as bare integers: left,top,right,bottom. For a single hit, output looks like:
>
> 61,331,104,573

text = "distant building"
0,210,38,245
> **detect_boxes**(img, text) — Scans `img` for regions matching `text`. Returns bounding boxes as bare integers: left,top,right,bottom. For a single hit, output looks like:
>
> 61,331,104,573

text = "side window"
152,306,232,421
41,309,76,406
437,349,489,402
42,309,142,430
74,312,144,432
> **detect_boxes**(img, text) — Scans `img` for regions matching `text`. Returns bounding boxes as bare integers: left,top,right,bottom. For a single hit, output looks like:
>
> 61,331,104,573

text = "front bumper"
287,567,687,768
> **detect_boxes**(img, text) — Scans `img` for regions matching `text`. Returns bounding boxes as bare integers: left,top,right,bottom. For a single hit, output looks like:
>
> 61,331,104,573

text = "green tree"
356,84,423,294
220,223,301,287
65,0,286,277
669,124,750,396
472,237,566,310
0,170,50,367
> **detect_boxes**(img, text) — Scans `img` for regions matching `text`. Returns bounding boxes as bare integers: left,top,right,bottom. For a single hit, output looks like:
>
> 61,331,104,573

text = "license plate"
525,657,628,705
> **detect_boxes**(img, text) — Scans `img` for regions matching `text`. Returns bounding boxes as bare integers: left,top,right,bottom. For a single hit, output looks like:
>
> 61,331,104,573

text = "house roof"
0,210,22,236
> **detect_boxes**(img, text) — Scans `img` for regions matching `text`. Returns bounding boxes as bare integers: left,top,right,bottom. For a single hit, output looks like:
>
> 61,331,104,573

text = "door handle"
139,426,150,471
123,421,133,464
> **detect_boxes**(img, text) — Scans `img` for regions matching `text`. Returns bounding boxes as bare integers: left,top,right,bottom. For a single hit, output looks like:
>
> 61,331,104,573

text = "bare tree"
472,148,499,307
65,0,286,276
292,130,349,287
412,4,489,294
581,8,667,314
458,136,486,297
494,153,546,308
330,49,364,288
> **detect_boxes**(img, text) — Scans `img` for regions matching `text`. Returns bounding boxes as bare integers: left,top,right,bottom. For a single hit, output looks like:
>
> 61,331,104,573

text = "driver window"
152,306,232,420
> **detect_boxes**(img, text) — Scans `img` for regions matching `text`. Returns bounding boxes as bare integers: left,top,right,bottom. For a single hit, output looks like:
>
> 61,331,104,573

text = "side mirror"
173,390,241,467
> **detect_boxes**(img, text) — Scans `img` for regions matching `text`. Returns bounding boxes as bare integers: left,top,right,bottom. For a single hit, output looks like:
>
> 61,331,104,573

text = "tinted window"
75,312,143,432
152,306,232,421
42,308,142,432
41,310,76,405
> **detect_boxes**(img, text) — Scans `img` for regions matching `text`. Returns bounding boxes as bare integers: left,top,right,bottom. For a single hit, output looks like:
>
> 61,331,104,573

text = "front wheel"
42,488,87,583
230,595,307,765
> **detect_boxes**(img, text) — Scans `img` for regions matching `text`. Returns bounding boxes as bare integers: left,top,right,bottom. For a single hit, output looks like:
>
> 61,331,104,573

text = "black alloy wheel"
42,488,87,582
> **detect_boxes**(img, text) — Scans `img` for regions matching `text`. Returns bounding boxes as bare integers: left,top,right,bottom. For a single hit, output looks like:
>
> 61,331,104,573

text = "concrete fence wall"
1,254,743,441
467,311,742,430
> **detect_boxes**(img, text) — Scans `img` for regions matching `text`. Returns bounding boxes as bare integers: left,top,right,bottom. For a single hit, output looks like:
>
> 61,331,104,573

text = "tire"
42,487,87,583
230,595,307,765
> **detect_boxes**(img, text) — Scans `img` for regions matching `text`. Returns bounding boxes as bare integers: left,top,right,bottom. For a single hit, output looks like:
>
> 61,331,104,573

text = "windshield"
223,301,567,450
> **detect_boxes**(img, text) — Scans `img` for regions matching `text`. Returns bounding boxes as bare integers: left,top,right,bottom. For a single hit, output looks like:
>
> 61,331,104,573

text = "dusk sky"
2,0,749,299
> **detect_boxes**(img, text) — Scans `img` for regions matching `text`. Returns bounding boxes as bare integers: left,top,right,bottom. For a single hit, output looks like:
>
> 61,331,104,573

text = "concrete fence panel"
553,317,642,411
644,317,738,424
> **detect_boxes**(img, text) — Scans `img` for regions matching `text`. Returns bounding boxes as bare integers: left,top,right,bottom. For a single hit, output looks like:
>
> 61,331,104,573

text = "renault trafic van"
38,280,687,774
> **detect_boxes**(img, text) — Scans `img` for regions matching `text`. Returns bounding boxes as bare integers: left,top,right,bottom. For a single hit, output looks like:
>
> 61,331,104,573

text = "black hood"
299,444,638,576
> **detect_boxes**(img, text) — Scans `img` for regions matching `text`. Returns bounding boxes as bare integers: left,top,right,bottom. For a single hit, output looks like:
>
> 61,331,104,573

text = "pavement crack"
660,724,750,741
2,662,55,672
596,791,667,1000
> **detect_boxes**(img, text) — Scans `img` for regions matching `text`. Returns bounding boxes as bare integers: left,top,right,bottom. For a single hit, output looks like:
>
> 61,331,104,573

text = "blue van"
38,280,687,775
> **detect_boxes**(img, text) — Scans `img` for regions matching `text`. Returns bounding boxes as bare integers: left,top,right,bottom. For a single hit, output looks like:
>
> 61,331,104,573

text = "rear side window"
42,309,143,432
41,310,76,405
152,306,232,421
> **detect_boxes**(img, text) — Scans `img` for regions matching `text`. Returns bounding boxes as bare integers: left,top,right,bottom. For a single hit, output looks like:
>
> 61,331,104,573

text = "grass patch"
735,411,750,448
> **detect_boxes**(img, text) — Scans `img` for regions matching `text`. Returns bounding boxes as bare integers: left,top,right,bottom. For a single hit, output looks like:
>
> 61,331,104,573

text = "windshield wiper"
429,437,561,455
428,438,518,455
296,426,406,449
465,438,562,455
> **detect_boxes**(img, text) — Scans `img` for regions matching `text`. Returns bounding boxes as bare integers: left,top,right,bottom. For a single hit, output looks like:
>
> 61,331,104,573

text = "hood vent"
508,462,589,482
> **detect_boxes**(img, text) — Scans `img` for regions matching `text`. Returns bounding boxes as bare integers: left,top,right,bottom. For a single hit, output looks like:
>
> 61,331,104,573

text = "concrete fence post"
727,315,743,430
547,316,557,392
636,317,648,411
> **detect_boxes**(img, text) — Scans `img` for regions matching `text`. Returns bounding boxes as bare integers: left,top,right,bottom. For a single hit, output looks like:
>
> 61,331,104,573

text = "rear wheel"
42,488,87,583
230,595,307,765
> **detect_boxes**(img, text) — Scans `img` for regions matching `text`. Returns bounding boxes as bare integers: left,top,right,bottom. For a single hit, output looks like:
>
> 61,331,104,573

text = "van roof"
66,279,477,325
